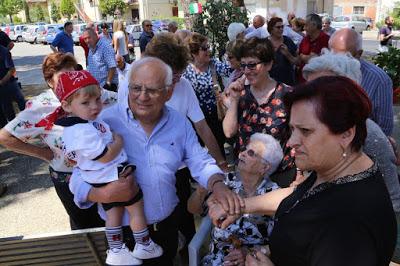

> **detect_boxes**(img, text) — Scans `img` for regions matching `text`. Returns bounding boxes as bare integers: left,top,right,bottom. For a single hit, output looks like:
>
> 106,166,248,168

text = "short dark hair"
144,32,190,72
239,37,274,63
306,13,322,30
186,32,208,55
101,22,108,29
267,17,283,33
283,76,371,151
64,21,72,28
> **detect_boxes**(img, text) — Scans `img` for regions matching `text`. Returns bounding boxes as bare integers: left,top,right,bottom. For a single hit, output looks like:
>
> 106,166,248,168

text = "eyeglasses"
240,62,263,70
274,25,284,29
246,148,269,163
200,44,210,51
128,84,166,97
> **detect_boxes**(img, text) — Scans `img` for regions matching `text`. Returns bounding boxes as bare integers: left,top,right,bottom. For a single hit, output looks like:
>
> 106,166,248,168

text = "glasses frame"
240,61,264,70
128,83,167,97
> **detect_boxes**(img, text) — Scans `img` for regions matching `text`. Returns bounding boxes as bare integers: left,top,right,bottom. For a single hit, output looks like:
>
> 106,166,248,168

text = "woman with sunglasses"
188,133,282,266
183,33,232,155
267,17,299,86
223,37,295,187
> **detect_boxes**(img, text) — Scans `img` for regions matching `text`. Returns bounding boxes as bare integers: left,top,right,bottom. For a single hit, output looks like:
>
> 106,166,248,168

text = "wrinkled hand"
213,182,244,215
208,194,241,229
227,76,246,101
245,251,274,266
105,174,138,203
224,248,247,266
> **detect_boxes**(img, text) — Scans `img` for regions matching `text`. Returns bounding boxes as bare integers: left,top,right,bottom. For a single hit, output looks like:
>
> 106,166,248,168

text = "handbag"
211,65,227,120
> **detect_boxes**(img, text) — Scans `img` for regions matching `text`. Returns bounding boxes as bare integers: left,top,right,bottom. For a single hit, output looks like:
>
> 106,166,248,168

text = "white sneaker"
132,240,163,260
106,244,143,265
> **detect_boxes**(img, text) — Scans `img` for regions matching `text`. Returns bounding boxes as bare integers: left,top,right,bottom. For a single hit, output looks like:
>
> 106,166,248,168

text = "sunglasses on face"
240,61,263,70
200,44,210,51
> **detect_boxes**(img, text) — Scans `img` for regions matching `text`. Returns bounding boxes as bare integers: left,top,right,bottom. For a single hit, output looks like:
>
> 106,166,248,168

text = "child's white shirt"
62,117,127,184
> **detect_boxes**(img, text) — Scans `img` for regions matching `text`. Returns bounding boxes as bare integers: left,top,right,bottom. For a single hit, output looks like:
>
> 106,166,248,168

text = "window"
353,6,364,15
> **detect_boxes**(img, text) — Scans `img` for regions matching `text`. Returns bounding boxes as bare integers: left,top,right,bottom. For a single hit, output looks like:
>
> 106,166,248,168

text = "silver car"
9,25,27,42
331,15,369,33
23,25,40,43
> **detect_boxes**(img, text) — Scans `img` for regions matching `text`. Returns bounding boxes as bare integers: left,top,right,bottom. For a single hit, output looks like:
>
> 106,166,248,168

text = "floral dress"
202,173,279,266
183,59,232,117
237,83,295,172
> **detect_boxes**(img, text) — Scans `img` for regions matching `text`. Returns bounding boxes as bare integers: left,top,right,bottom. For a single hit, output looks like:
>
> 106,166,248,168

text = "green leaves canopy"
0,0,24,21
99,0,125,17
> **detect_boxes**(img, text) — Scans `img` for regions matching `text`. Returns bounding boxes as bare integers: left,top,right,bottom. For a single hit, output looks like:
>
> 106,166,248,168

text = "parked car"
23,25,40,44
331,15,370,33
95,21,113,35
361,16,373,30
126,24,142,46
9,25,27,42
46,25,64,45
37,24,62,44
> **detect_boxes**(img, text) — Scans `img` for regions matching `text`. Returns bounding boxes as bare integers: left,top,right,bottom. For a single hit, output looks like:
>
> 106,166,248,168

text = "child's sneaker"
132,240,163,260
106,244,143,265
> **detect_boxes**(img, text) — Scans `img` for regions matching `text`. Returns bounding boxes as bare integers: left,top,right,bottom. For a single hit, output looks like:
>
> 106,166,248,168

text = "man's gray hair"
130,57,173,87
322,16,331,24
227,22,246,41
250,133,283,177
303,49,362,84
306,13,322,30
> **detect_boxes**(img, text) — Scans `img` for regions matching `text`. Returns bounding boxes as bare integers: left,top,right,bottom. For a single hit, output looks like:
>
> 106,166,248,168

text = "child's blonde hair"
64,84,101,104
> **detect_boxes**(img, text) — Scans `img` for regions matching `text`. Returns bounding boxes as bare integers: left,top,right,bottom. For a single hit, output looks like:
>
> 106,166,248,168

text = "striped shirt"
360,59,393,136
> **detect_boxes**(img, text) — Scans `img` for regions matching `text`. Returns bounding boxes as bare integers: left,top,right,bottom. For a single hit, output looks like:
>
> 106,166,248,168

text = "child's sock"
133,228,151,246
106,226,123,251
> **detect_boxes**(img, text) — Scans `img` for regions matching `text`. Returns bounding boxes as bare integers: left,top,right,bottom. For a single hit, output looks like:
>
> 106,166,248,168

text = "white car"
126,24,142,46
331,15,370,33
9,25,27,42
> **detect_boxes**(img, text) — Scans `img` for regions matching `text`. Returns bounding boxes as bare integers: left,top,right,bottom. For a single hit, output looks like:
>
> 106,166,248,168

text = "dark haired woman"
223,37,295,186
210,76,397,266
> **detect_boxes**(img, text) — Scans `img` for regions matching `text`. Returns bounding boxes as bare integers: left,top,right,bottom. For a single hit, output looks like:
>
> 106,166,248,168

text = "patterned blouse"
237,83,294,171
202,173,279,266
183,59,232,117
4,89,117,176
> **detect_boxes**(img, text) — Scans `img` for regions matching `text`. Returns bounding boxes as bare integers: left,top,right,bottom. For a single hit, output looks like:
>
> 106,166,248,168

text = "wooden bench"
0,227,107,266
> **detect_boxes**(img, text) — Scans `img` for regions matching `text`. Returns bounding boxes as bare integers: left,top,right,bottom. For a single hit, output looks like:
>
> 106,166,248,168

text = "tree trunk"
9,14,13,23
24,1,31,23
179,0,191,29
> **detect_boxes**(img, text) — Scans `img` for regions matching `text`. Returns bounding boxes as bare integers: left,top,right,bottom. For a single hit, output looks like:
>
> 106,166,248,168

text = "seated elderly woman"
302,51,400,264
188,133,283,266
209,76,397,265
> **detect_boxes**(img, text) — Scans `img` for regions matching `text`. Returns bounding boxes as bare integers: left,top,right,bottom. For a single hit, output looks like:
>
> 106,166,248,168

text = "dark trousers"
0,80,26,127
204,112,226,156
50,174,105,230
175,167,196,245
122,207,179,266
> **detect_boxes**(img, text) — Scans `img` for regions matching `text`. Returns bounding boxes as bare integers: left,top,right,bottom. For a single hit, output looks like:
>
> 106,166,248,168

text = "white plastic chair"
188,216,213,266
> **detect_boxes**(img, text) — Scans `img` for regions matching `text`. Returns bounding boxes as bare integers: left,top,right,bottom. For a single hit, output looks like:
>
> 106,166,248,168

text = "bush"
192,0,248,58
373,46,400,102
31,5,46,22
12,15,22,23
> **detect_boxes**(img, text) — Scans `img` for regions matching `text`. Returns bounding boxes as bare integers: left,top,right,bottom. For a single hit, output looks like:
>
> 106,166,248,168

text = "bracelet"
210,179,224,192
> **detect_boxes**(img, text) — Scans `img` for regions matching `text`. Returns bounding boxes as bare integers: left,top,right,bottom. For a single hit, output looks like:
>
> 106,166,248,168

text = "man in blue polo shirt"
51,21,74,54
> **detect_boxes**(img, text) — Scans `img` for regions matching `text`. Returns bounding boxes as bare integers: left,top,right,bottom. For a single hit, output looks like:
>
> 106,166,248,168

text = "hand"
227,76,246,101
245,251,274,266
224,248,247,266
213,181,244,215
221,89,232,109
104,174,138,203
290,169,307,187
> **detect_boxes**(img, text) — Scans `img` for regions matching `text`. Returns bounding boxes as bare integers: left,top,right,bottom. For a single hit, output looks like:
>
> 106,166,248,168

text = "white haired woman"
227,23,246,41
188,133,283,266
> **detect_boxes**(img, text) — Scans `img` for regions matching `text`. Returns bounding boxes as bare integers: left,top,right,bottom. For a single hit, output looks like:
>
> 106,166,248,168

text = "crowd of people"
0,11,399,266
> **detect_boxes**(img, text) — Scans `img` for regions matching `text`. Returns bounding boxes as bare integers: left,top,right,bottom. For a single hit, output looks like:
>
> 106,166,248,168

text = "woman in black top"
208,76,397,266
267,17,299,85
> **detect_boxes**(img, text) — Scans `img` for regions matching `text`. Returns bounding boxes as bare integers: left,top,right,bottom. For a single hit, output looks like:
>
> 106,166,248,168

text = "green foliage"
31,5,45,22
12,15,22,23
192,0,248,57
51,2,61,22
0,0,24,22
153,16,186,29
373,46,400,88
99,0,125,17
60,0,75,19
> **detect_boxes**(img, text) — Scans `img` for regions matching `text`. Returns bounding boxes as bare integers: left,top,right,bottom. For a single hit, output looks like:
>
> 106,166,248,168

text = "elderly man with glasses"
139,20,154,53
69,57,242,266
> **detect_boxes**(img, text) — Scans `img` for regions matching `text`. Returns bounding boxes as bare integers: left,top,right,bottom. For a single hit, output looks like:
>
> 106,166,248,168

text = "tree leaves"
99,0,125,17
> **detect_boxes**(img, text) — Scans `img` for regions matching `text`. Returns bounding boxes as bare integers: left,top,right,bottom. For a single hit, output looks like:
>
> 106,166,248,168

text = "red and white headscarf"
36,70,99,130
